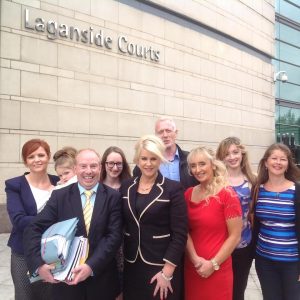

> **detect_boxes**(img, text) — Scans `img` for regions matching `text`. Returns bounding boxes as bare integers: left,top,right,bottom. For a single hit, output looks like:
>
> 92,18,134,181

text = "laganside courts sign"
24,8,160,62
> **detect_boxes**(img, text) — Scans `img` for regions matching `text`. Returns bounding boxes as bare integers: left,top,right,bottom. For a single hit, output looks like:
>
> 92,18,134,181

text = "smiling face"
223,144,243,171
75,150,101,190
188,153,214,185
25,146,50,174
137,149,161,180
265,149,288,177
105,152,123,180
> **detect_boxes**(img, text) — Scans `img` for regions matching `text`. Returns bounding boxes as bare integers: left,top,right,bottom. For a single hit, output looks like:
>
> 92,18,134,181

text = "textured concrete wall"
0,0,275,232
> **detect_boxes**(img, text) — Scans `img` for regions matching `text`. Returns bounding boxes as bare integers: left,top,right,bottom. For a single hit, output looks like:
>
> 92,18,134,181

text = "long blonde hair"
216,137,256,186
187,146,228,199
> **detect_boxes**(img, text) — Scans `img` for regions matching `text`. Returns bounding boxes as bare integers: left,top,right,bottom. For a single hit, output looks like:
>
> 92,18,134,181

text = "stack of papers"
53,236,88,281
29,218,88,282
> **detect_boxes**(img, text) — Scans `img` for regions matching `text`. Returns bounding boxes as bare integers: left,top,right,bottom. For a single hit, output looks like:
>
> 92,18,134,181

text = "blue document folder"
29,217,79,283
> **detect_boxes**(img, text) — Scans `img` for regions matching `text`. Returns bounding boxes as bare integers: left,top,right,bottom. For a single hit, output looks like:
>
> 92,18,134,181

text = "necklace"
139,181,155,192
139,185,153,192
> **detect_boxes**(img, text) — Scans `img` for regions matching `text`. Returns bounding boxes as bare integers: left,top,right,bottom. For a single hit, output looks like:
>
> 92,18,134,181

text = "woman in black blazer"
5,139,59,300
121,135,188,300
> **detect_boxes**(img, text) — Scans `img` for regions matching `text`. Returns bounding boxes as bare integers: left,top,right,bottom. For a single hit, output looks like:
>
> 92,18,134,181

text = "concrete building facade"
0,0,275,232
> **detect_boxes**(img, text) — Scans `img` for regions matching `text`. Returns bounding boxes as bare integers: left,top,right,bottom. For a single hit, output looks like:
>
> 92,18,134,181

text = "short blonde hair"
133,135,167,164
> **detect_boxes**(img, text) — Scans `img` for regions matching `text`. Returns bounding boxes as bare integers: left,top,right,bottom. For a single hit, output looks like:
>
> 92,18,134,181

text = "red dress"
184,187,242,300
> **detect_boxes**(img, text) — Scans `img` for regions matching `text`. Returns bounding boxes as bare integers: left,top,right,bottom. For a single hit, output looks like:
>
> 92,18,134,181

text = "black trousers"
232,244,253,300
255,255,300,300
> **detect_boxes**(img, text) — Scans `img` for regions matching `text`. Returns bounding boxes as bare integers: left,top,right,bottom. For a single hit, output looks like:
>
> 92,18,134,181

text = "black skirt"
123,256,183,300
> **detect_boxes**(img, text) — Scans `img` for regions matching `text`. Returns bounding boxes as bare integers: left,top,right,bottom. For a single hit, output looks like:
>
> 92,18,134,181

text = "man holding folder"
24,149,122,300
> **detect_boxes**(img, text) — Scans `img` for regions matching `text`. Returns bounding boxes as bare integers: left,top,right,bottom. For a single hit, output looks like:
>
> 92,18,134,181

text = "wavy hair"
251,143,300,208
187,146,228,200
216,137,256,186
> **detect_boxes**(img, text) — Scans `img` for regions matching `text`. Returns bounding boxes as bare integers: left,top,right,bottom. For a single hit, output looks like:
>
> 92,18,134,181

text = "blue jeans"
255,255,300,300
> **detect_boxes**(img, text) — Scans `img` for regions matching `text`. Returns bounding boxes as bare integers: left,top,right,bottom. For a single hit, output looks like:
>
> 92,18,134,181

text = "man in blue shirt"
24,149,122,300
155,117,198,190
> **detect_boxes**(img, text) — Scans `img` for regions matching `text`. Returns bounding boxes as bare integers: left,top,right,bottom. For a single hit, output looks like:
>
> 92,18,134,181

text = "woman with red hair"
5,139,59,300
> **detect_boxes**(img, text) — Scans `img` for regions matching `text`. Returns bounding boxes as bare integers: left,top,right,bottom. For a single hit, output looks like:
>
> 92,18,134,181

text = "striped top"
255,185,299,262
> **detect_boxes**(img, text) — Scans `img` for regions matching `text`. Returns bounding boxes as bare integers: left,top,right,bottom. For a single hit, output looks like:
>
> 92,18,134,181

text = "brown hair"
53,147,77,170
251,143,300,208
22,139,51,163
216,137,256,186
100,146,131,182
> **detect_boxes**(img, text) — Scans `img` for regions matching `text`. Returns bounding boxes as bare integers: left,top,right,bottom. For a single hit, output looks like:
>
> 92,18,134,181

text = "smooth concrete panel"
0,134,20,162
0,32,21,60
0,100,20,129
90,110,118,136
58,106,90,134
58,77,89,104
20,102,58,131
0,68,21,96
21,71,57,100
21,36,58,67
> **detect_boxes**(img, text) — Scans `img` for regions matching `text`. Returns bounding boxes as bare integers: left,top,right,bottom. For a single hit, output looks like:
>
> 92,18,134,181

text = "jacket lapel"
69,184,86,236
139,174,164,220
127,177,139,226
88,183,106,237
21,175,37,214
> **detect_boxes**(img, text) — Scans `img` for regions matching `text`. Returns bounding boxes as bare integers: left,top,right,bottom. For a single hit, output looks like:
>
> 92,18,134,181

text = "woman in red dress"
185,146,242,300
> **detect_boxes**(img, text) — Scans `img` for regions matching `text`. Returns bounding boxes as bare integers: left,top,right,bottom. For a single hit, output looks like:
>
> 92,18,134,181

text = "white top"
30,185,52,213
54,176,78,190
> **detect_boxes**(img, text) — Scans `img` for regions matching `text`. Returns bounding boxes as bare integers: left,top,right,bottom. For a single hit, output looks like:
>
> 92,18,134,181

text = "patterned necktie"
83,190,94,234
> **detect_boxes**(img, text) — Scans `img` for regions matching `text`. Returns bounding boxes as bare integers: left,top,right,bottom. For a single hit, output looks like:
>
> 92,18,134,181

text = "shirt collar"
78,182,99,195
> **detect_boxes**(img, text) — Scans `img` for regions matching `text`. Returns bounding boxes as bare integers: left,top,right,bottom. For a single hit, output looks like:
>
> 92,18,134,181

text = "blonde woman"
185,146,242,300
216,137,256,300
121,135,187,300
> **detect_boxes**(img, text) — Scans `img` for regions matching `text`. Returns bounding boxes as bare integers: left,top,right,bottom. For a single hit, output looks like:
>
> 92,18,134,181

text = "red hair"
22,139,51,163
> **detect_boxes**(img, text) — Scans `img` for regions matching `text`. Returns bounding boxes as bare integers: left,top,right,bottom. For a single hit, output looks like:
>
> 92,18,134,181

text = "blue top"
159,147,180,182
232,180,252,248
255,185,299,262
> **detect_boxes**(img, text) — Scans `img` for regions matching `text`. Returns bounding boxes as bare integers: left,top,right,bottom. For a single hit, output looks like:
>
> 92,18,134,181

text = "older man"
154,117,198,190
24,149,122,300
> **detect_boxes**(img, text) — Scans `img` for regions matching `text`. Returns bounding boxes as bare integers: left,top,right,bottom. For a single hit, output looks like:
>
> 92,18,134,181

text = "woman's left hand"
195,258,214,279
150,271,173,299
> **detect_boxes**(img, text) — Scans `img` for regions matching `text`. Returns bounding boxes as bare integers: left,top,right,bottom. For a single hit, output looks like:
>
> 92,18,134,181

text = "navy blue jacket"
5,174,59,254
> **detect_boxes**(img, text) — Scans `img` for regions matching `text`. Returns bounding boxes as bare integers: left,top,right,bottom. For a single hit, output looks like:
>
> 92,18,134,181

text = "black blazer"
121,172,188,267
23,182,122,299
5,174,59,254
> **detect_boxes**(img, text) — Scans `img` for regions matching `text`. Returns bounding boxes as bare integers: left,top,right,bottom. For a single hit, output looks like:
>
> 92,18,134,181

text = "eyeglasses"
105,161,123,169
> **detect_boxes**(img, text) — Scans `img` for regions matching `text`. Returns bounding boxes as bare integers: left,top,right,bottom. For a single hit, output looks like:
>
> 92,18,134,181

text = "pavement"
0,233,262,299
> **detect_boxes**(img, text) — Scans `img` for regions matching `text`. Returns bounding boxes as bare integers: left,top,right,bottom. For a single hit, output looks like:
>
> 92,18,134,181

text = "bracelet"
161,271,173,281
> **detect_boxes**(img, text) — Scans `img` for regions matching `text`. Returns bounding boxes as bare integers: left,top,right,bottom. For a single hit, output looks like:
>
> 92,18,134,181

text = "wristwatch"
210,258,220,271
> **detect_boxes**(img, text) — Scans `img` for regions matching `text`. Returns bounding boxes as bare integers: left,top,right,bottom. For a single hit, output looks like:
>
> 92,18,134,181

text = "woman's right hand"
150,271,173,300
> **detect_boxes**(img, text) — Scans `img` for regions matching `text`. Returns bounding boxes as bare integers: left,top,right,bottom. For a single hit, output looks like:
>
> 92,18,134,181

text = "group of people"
5,117,300,300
